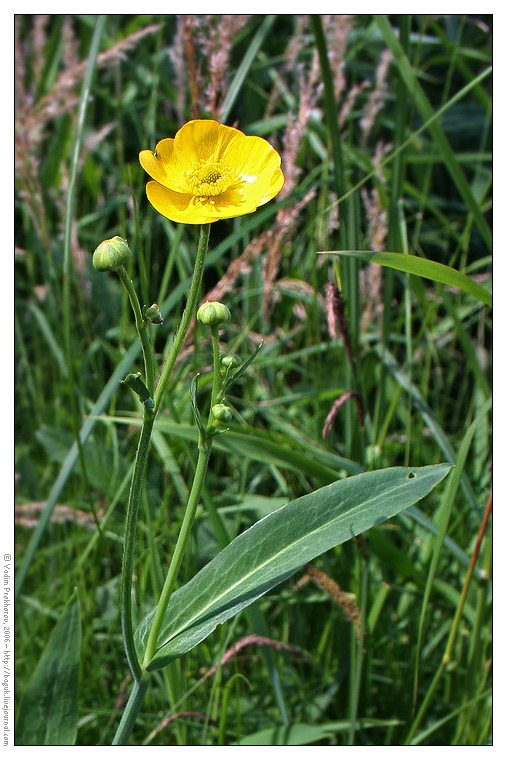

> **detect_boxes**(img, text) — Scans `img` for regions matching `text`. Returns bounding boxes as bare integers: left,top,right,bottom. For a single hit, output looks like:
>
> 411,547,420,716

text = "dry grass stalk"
16,21,162,153
171,15,251,121
360,48,393,145
200,634,310,682
15,501,102,530
181,15,202,120
62,15,80,71
31,15,50,87
325,282,356,369
361,185,388,253
15,18,161,260
168,17,189,123
299,564,361,640
322,390,364,439
339,80,370,129
261,17,359,313
199,15,251,118
322,15,356,103
262,189,316,314
359,141,390,330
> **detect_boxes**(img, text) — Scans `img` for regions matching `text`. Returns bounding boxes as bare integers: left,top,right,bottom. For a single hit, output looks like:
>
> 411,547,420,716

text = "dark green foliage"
15,14,492,746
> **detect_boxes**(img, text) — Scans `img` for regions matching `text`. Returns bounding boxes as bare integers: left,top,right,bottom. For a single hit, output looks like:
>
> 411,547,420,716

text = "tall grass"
15,14,492,745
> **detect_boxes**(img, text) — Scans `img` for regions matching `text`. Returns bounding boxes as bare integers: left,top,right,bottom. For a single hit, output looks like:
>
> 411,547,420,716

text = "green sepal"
144,303,164,325
121,372,154,409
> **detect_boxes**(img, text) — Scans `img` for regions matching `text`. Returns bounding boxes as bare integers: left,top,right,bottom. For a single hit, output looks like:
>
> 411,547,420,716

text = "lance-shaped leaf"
136,464,451,670
223,340,264,394
16,592,82,745
322,250,491,307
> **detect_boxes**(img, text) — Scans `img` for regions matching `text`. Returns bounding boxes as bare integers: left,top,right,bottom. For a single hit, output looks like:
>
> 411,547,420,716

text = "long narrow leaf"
325,250,491,307
15,593,81,745
236,718,402,746
218,15,277,123
136,464,451,670
100,415,363,480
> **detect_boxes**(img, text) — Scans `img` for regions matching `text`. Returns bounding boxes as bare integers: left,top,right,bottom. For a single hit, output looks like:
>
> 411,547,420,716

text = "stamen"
187,160,232,199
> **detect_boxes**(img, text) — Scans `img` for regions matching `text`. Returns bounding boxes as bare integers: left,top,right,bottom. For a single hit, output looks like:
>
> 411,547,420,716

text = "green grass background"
14,14,492,745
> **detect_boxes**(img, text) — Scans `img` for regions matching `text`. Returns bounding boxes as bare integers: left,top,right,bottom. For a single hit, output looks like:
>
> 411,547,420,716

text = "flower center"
187,160,231,200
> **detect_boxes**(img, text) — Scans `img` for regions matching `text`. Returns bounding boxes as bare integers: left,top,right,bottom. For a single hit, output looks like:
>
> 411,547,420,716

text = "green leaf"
325,250,492,307
374,15,492,253
236,719,402,745
16,592,82,745
102,415,363,480
136,464,451,670
223,340,264,395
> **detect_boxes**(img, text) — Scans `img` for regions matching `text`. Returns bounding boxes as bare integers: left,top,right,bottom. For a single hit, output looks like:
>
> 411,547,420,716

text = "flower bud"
211,403,232,423
221,354,241,369
145,303,164,325
93,236,132,272
196,301,231,326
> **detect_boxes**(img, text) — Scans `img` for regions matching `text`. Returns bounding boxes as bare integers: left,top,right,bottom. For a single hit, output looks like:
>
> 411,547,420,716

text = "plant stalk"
112,673,150,746
153,224,211,414
114,223,211,741
142,437,211,668
405,490,492,744
119,408,155,681
117,265,155,396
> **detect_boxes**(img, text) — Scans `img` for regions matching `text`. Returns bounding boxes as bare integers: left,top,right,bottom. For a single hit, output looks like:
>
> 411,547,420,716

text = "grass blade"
327,250,491,307
375,15,492,252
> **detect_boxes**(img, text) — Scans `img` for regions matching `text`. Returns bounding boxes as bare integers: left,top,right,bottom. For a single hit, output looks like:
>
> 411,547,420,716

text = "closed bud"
196,301,231,326
211,403,232,423
221,354,241,368
93,236,132,272
145,303,164,325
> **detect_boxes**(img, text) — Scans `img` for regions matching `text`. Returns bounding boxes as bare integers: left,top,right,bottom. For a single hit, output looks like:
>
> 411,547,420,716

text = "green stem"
142,309,222,669
112,673,150,745
209,324,221,409
120,409,155,681
142,438,211,668
119,224,210,676
117,265,155,396
153,224,211,415
405,491,492,745
115,223,211,741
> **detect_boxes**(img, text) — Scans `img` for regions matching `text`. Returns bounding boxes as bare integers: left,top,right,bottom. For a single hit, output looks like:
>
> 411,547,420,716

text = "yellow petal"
140,120,285,224
146,182,217,225
139,139,190,193
174,120,243,169
224,134,282,182
253,166,286,207
199,187,258,220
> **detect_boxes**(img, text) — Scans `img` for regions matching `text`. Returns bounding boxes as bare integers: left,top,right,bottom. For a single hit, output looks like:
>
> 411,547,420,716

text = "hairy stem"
153,224,211,414
142,438,211,668
112,673,150,746
119,409,154,681
114,224,211,742
117,265,155,396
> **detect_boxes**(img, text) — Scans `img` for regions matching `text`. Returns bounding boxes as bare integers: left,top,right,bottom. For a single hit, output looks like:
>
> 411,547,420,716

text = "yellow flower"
139,119,284,225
